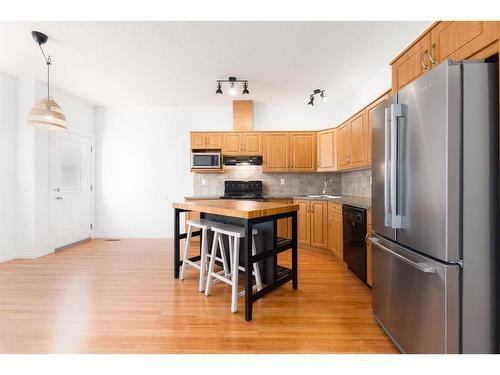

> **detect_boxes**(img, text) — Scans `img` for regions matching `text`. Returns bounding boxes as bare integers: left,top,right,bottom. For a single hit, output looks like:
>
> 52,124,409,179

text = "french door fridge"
369,60,499,353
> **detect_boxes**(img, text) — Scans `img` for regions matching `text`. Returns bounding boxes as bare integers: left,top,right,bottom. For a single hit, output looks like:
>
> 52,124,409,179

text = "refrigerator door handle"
390,103,406,229
384,107,392,227
368,236,437,274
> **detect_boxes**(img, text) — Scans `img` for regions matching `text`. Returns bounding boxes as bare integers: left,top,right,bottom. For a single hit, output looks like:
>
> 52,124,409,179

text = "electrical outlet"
280,178,285,185
201,178,206,185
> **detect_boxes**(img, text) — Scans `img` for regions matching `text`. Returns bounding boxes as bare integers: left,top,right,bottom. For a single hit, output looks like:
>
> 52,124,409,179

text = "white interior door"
52,131,94,249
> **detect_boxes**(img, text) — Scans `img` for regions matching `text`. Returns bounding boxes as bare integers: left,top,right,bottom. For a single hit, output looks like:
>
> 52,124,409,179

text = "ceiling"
0,21,430,106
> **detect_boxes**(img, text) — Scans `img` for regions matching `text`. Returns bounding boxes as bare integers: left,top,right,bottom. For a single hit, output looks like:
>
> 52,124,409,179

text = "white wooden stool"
180,219,230,292
205,223,263,313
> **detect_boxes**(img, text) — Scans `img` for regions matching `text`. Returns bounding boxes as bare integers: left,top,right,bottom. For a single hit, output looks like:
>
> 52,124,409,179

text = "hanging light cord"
38,43,51,99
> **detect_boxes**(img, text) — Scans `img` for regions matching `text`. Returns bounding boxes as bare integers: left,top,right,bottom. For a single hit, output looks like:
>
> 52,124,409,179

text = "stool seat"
186,219,220,230
211,223,258,238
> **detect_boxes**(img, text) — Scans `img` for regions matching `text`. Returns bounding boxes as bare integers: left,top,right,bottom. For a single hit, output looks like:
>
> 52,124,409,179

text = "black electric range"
219,180,264,201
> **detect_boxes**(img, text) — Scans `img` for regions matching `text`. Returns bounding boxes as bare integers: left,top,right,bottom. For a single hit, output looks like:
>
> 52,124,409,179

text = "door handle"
368,236,437,274
429,43,437,65
421,50,429,70
384,107,392,227
390,103,406,229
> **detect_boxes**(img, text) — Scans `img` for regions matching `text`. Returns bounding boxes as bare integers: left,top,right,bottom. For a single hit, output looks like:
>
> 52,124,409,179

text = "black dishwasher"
342,205,367,283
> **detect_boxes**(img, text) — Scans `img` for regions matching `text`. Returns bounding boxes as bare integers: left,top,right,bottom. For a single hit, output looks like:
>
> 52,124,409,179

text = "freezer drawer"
370,235,460,353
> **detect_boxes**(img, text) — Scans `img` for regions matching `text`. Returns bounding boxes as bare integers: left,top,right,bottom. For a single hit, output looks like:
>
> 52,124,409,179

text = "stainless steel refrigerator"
369,60,499,353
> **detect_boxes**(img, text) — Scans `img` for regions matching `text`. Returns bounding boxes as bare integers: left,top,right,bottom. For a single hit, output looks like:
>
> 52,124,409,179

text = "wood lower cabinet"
191,132,222,150
295,199,328,249
264,199,292,239
317,129,337,171
327,202,343,261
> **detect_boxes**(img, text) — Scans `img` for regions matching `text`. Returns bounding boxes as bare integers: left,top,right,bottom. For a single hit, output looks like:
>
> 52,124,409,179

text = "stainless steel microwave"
191,152,221,169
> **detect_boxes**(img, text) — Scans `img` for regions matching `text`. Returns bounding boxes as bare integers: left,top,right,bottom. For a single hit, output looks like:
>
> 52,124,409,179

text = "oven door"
191,152,221,169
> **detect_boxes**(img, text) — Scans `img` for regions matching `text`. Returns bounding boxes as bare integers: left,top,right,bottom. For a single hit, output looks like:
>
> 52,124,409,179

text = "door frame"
50,128,96,251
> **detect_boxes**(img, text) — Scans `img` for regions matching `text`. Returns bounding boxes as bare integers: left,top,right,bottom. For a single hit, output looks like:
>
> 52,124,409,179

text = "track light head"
321,90,329,103
228,82,237,96
307,89,327,106
307,95,314,106
215,82,223,95
242,81,250,95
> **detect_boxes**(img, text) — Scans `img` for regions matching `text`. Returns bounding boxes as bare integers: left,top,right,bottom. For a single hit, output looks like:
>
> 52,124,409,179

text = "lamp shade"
27,98,67,131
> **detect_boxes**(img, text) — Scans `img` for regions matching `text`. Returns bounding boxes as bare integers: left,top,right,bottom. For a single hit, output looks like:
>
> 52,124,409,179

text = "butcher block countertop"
172,199,299,219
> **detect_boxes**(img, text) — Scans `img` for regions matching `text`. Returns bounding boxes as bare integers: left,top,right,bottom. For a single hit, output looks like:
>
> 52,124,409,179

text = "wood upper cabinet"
310,200,328,249
289,132,317,172
430,21,499,64
349,111,366,169
296,199,311,245
317,129,337,172
337,122,351,170
263,132,316,172
366,91,390,165
222,133,241,154
327,202,343,261
191,132,222,149
391,33,431,92
241,133,262,154
263,133,289,172
222,132,262,155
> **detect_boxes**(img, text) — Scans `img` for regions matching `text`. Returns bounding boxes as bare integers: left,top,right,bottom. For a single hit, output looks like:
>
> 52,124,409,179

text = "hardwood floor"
0,239,397,354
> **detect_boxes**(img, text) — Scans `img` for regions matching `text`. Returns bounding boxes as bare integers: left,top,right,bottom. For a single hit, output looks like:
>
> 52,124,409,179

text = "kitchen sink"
306,194,341,199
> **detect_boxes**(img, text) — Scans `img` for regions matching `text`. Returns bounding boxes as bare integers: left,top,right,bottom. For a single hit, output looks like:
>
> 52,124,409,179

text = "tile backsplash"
341,169,371,198
192,166,372,198
193,166,340,197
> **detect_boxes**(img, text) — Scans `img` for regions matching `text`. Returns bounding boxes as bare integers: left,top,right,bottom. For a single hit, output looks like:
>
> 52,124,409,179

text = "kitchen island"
172,199,299,321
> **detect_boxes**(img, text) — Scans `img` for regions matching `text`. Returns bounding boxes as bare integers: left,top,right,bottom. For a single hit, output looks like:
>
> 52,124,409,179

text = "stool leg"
218,234,230,276
180,225,192,280
198,228,208,292
231,236,240,313
252,235,263,291
205,232,219,296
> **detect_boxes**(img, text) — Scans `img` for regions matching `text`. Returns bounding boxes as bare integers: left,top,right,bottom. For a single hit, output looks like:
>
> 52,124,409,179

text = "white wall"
95,106,231,238
0,72,18,261
0,71,97,262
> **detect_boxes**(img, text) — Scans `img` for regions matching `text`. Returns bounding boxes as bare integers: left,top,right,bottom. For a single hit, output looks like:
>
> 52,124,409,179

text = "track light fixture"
215,76,250,96
307,89,328,106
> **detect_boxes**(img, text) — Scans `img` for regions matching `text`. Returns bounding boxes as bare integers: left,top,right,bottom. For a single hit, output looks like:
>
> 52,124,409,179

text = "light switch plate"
280,178,285,185
201,178,206,185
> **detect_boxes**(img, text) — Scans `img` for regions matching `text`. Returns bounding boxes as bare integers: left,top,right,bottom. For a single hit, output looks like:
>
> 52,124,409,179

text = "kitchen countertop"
173,199,299,219
184,195,371,209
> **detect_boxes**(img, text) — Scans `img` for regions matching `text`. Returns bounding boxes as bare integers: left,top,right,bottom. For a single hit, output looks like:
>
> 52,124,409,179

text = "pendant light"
27,31,67,131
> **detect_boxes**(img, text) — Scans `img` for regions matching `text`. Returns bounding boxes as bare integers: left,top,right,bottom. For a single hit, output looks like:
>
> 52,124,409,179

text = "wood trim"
232,100,253,131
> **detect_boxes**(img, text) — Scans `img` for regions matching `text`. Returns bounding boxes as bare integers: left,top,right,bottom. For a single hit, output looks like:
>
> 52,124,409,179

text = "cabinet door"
265,199,292,239
366,92,390,166
295,200,311,245
391,33,431,91
290,132,317,172
242,133,262,155
328,214,335,254
222,133,242,155
337,122,351,170
205,133,222,149
332,213,343,262
263,133,290,172
191,132,206,149
430,21,499,64
317,129,336,171
310,201,328,249
350,112,366,168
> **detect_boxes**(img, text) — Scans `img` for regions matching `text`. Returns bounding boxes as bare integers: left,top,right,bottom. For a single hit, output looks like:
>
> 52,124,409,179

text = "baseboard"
94,233,169,239
0,252,16,263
